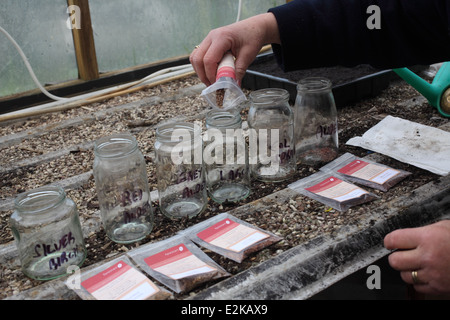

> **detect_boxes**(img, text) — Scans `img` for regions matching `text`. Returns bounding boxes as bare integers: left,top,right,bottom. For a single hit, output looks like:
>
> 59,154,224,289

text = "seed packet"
67,255,171,300
320,153,411,192
126,235,229,294
180,213,282,263
201,52,246,109
288,171,378,211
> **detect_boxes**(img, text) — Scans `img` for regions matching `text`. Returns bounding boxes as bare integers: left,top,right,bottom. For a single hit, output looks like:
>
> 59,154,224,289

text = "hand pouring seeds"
201,52,246,109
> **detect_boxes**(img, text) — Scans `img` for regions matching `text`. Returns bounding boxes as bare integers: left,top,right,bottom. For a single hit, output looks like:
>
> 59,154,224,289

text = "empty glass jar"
248,88,296,182
294,77,339,166
155,122,207,218
93,133,154,244
204,108,251,203
9,186,86,280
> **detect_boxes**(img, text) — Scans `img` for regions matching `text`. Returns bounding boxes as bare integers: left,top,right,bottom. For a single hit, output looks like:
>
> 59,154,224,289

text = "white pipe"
236,0,242,22
0,24,193,115
0,25,68,102
0,0,243,120
1,64,194,118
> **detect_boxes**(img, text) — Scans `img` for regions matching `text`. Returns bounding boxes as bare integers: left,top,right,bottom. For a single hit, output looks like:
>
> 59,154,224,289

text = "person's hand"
384,220,450,295
189,13,280,86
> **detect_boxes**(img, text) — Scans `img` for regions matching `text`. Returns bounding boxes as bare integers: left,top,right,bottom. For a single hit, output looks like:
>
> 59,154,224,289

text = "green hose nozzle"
393,62,450,117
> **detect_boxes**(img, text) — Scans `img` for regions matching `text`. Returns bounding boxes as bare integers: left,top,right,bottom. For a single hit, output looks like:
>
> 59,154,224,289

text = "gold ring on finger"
411,270,420,285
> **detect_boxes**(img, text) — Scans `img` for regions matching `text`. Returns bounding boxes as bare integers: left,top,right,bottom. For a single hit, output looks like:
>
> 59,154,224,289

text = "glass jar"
155,122,207,218
93,133,154,244
248,88,296,182
9,186,86,280
294,77,338,166
204,108,251,203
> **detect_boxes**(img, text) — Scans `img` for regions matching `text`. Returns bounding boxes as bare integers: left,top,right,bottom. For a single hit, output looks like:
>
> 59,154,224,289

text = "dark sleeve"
268,0,450,71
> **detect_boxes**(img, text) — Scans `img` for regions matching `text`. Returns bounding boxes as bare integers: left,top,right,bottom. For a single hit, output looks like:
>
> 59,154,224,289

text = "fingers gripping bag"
201,52,247,110
126,235,229,294
288,171,378,212
180,212,282,263
320,153,411,192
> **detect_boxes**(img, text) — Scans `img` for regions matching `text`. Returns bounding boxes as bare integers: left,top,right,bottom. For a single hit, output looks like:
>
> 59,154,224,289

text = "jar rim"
156,122,200,142
94,133,138,158
297,77,332,92
249,88,289,105
206,108,242,128
14,186,65,213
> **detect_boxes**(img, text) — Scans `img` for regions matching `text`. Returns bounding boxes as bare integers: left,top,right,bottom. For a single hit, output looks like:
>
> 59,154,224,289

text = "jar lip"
156,122,200,142
297,77,332,91
206,108,242,128
249,88,289,105
94,133,138,158
14,186,65,213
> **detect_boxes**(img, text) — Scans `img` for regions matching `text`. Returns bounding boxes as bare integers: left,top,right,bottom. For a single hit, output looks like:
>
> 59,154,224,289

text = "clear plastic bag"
201,52,246,110
320,153,411,192
180,212,282,263
288,171,378,212
67,255,171,300
126,235,229,293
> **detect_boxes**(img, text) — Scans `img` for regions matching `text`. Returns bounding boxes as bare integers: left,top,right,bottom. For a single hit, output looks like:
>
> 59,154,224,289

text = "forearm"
258,12,281,46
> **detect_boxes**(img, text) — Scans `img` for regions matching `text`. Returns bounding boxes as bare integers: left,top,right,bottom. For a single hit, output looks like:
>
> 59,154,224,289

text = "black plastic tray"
242,52,392,108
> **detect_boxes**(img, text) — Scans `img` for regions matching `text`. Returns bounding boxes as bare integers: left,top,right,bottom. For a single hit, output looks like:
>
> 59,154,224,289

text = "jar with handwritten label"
155,122,207,218
93,133,154,244
248,88,296,182
294,77,338,166
204,108,250,203
9,186,87,280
